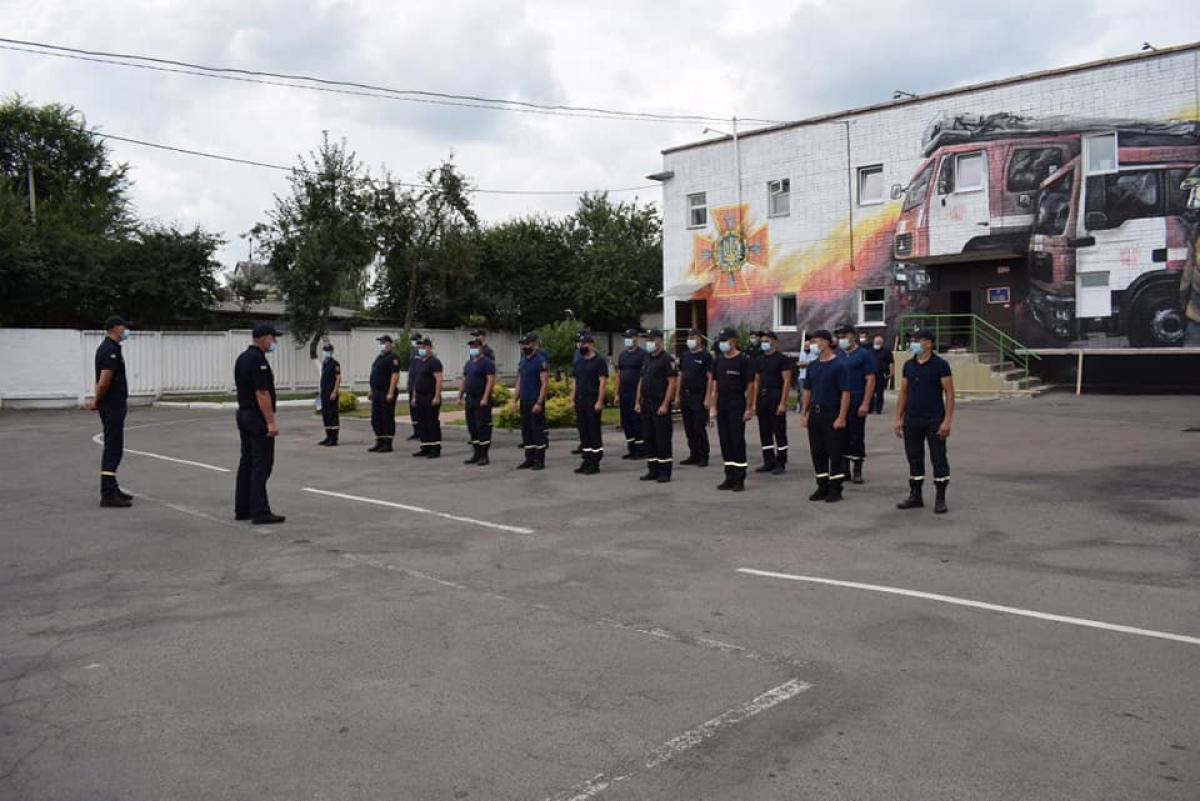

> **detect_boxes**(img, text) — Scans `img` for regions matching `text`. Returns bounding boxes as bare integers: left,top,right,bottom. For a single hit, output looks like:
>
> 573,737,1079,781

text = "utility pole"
26,161,37,224
839,120,855,271
732,115,742,234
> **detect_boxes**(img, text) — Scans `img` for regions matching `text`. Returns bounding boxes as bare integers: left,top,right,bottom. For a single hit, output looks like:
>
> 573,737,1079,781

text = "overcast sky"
3,0,1198,269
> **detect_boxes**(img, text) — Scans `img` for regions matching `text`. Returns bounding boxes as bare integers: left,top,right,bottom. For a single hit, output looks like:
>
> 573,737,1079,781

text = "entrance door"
949,290,972,348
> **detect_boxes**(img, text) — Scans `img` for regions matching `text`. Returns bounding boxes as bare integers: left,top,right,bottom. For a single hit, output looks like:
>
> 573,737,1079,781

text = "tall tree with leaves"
372,159,479,332
251,133,376,356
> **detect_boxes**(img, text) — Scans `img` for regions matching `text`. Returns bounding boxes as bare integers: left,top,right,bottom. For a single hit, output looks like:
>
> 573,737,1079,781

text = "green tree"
470,215,573,331
251,133,376,356
103,225,224,328
539,317,586,373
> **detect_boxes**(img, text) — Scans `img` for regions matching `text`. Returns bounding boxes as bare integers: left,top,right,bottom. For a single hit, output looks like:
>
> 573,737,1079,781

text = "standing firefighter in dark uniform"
709,327,754,492
801,330,850,503
410,337,444,458
894,328,955,514
367,334,401,453
614,328,647,459
516,332,550,470
85,316,133,508
406,331,423,440
678,328,713,467
752,330,792,475
834,323,877,484
870,335,894,414
635,329,678,483
470,328,497,361
317,342,341,446
571,332,609,475
234,324,284,525
459,338,497,466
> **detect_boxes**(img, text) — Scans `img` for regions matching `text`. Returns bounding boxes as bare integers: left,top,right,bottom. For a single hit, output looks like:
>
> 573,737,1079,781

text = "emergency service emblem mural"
691,204,768,298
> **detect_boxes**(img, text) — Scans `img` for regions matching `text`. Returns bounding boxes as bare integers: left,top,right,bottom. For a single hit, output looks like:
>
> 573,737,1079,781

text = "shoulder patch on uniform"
260,364,269,370
110,353,117,358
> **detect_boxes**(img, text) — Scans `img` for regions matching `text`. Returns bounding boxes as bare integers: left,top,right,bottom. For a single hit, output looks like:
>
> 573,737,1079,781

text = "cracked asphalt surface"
1,394,1198,800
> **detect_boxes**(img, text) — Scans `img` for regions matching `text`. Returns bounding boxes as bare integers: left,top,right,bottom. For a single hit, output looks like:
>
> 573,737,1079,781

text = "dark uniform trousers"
98,402,127,495
619,389,644,455
371,394,397,441
903,418,950,484
413,394,441,454
520,399,547,465
575,395,603,466
807,405,846,483
755,387,788,468
640,396,673,477
679,388,709,460
716,393,748,481
845,397,867,471
464,395,492,450
870,373,888,413
235,409,275,519
320,394,339,442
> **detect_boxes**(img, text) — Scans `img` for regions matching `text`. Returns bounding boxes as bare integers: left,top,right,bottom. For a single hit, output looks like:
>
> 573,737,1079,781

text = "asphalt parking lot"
1,394,1198,801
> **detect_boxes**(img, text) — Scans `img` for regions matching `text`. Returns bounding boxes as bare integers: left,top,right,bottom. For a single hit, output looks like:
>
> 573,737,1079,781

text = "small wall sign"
987,286,1011,304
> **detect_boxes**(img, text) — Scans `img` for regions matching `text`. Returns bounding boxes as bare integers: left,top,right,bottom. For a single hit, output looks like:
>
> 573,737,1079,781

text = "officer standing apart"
614,328,647,460
801,330,850,503
317,342,341,446
459,338,496,466
894,329,955,514
752,330,792,475
678,328,713,467
709,327,754,492
85,316,133,508
571,332,609,475
870,335,894,414
367,335,401,453
516,332,549,470
410,337,444,458
406,331,423,440
635,329,678,483
834,324,876,484
233,324,284,525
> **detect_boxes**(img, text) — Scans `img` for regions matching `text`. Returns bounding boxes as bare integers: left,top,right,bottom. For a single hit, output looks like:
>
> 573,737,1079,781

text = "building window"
687,192,707,227
774,294,798,331
859,288,886,325
767,178,790,216
1085,132,1118,175
857,165,884,206
955,152,984,192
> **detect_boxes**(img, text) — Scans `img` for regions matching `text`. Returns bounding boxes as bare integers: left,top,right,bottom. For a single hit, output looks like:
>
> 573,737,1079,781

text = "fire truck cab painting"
895,114,1200,346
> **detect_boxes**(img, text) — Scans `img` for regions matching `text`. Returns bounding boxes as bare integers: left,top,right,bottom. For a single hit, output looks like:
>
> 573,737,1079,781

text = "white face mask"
873,343,882,350
837,338,851,350
718,341,732,353
417,348,428,358
321,351,332,361
644,340,658,353
378,343,387,353
686,338,698,350
468,347,480,358
808,343,821,356
624,337,634,348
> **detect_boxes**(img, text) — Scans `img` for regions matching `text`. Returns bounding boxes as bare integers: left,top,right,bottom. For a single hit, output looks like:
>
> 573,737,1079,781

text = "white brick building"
654,42,1200,350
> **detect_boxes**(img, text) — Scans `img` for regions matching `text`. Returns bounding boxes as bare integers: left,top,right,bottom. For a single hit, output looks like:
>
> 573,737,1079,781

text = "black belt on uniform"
810,403,836,413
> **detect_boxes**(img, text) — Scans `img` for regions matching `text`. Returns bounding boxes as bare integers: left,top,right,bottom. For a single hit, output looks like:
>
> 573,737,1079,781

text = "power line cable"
0,37,784,125
95,132,658,196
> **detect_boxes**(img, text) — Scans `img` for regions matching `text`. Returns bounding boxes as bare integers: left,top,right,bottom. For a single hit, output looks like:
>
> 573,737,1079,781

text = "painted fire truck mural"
687,112,1200,347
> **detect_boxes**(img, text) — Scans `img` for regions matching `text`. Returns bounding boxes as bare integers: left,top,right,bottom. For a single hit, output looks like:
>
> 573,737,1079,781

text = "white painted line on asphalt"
340,552,470,590
91,433,230,473
302,487,535,534
545,678,811,801
598,619,804,668
737,569,1200,647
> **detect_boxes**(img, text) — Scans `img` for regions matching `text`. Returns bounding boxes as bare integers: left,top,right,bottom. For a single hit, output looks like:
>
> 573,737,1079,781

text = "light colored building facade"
655,43,1200,350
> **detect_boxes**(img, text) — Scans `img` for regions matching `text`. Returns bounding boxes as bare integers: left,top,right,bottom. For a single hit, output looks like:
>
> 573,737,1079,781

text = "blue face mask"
268,342,277,353
760,341,772,352
624,338,634,348
644,341,658,353
468,347,480,358
120,329,131,342
808,343,821,356
909,342,923,355
418,348,428,358
321,351,332,361
718,341,732,353
837,338,851,350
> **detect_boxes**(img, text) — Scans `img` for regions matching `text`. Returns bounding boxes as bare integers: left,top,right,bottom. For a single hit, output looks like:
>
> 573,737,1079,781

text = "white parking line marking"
302,487,534,534
545,678,811,801
91,433,230,472
737,569,1200,646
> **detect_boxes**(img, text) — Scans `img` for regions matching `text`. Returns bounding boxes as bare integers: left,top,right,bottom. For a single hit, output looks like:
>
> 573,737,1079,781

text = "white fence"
0,327,524,406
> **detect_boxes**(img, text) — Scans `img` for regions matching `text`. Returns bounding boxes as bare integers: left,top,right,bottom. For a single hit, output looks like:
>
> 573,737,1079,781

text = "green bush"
546,375,570,399
337,389,358,412
495,398,521,429
490,382,512,405
603,374,616,407
544,395,575,428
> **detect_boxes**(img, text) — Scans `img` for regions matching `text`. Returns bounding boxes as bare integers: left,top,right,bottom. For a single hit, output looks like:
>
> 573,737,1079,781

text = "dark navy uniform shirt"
462,357,495,397
805,357,849,408
320,357,340,396
616,348,646,393
903,353,952,424
874,347,894,375
234,345,276,414
370,350,401,392
517,350,549,401
754,351,792,392
411,355,443,396
714,352,752,397
638,349,677,401
572,353,609,398
839,347,878,400
679,349,713,392
94,337,128,407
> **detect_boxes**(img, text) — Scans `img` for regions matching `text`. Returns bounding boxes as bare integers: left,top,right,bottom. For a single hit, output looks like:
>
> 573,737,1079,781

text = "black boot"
717,467,736,491
825,478,844,503
517,447,535,469
412,445,428,457
731,468,746,492
755,450,776,473
622,442,638,460
897,479,924,510
368,438,384,452
574,457,589,474
100,493,132,508
318,435,332,446
656,462,672,483
407,431,420,441
378,438,394,453
680,453,699,466
808,477,829,502
639,461,659,481
115,487,134,501
531,448,546,471
426,445,441,459
851,459,864,484
327,430,338,447
772,450,787,476
697,455,709,467
476,444,490,466
465,444,481,464
934,480,949,514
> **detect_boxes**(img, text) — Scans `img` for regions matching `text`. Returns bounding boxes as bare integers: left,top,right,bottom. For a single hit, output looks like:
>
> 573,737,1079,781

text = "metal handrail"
897,313,1041,378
